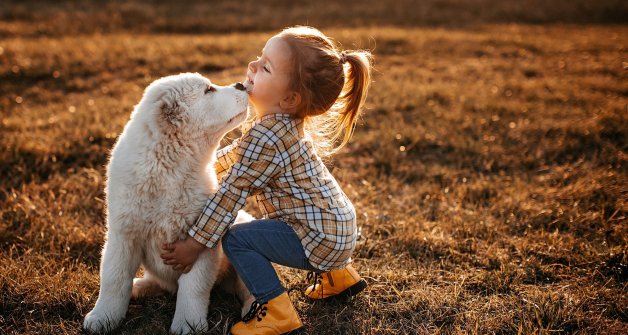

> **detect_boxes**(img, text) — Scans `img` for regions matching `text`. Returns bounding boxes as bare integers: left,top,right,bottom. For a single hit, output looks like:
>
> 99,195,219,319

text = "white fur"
83,73,253,334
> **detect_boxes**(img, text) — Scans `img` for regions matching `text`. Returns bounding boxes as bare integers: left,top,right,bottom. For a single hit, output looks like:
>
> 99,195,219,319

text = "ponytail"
278,26,373,157
333,51,372,153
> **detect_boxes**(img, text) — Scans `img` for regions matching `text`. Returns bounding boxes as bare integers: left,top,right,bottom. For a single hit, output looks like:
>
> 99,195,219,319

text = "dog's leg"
234,273,255,318
170,248,219,335
216,257,254,318
84,230,141,333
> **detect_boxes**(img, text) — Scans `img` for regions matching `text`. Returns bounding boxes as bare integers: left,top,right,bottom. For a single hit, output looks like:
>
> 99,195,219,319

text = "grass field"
1,1,627,334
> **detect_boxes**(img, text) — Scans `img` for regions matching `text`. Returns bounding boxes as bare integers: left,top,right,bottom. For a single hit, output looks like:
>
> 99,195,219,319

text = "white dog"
84,73,253,334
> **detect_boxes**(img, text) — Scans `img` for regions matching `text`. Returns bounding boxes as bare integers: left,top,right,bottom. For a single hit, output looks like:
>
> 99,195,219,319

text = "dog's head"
139,73,248,141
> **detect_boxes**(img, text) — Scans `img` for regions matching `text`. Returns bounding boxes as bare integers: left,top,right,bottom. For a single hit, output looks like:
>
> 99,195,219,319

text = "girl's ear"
279,91,302,111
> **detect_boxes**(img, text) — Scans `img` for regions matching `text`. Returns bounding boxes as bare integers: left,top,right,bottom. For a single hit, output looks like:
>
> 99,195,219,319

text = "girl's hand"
160,237,207,273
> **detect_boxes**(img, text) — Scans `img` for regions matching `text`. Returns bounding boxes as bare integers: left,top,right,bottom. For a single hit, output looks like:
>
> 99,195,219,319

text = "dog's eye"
205,86,217,94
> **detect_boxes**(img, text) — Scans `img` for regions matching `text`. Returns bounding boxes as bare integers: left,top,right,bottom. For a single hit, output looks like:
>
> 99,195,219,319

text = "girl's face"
244,36,294,116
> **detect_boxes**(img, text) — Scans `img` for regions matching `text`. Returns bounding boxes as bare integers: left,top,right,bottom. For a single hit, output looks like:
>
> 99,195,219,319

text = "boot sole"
311,278,368,302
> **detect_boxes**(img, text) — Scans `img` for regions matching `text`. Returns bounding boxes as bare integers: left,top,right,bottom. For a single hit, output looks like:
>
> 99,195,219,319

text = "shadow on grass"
0,138,112,191
357,119,624,187
0,70,100,99
0,288,84,332
0,209,103,267
304,298,362,335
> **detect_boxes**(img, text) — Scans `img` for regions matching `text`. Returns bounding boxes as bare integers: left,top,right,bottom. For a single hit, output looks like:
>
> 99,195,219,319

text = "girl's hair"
278,26,372,157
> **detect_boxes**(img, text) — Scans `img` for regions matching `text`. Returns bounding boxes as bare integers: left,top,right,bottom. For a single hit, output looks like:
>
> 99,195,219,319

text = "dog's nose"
234,82,246,91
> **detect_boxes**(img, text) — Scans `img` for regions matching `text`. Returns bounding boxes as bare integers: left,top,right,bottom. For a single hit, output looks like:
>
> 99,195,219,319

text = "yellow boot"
230,291,303,335
305,264,367,300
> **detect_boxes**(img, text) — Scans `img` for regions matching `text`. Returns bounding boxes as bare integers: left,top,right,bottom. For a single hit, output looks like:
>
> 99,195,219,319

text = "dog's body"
84,73,252,334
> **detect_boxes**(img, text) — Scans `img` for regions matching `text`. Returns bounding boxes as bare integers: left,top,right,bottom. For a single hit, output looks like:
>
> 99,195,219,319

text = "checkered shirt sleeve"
189,127,283,248
214,139,239,180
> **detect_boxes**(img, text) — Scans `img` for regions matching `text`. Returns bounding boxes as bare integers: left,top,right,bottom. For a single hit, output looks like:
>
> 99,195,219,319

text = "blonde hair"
277,26,372,157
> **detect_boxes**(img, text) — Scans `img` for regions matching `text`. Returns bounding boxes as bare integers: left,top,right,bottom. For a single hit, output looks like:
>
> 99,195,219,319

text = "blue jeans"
222,219,320,303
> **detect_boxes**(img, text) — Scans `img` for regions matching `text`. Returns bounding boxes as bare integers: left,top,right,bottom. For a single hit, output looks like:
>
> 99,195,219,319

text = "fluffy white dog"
84,73,253,334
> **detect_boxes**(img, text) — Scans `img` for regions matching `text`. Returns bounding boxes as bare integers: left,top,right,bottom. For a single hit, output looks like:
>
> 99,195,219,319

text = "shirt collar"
254,113,304,137
258,113,296,122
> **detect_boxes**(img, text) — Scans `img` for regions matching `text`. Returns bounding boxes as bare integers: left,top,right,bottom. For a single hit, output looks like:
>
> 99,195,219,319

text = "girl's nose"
248,60,257,73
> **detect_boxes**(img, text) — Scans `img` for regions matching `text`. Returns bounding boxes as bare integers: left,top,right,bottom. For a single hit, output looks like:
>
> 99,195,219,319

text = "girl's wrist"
187,236,207,253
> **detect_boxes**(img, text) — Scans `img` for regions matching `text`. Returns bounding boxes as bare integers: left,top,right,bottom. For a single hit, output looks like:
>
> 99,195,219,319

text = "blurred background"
1,1,627,334
1,0,627,36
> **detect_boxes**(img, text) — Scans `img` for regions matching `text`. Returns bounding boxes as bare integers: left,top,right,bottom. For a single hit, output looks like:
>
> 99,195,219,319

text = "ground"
0,1,626,334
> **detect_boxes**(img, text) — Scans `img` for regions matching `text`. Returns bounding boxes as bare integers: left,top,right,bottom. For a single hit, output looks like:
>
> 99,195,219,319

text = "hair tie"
339,52,348,64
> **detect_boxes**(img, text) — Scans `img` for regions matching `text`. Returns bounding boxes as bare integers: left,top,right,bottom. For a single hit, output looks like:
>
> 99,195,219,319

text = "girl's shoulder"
254,113,301,129
233,115,305,166
247,114,303,144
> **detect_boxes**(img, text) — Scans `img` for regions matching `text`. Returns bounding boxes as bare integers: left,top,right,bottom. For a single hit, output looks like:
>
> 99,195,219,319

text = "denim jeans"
221,219,320,303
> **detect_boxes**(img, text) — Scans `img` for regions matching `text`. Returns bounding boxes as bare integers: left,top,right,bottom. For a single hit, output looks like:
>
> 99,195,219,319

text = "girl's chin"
248,97,264,109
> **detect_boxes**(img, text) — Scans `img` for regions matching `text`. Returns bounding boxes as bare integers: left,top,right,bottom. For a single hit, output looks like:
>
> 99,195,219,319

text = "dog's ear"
161,100,184,125
155,87,186,130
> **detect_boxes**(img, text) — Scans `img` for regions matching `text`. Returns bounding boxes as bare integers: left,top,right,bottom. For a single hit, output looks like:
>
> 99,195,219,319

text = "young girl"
161,26,371,335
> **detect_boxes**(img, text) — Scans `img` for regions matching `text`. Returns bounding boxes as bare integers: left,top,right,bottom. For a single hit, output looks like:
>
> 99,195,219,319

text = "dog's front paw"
170,317,208,335
83,309,123,333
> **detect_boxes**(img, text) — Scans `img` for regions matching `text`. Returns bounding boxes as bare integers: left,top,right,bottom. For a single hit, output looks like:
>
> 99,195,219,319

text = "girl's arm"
214,138,240,179
161,130,283,271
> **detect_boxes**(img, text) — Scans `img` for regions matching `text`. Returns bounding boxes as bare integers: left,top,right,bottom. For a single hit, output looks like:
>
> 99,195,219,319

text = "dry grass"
1,1,627,334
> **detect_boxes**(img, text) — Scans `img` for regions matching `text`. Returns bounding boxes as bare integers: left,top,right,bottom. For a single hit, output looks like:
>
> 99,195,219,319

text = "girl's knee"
221,225,243,254
221,229,234,255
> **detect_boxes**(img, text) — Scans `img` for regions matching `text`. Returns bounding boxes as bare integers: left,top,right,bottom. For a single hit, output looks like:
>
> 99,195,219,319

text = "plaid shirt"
189,113,357,271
